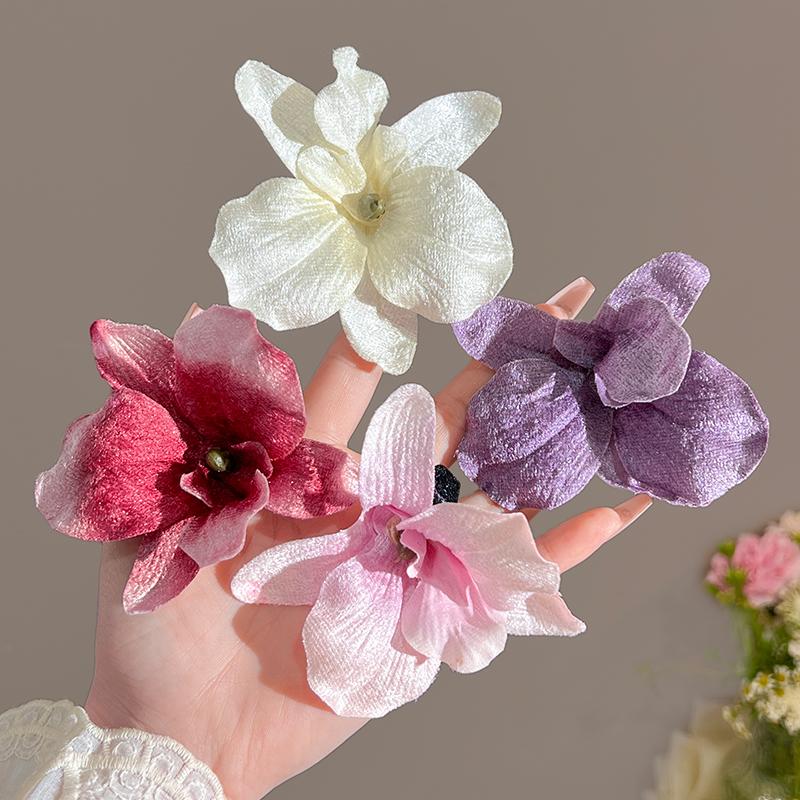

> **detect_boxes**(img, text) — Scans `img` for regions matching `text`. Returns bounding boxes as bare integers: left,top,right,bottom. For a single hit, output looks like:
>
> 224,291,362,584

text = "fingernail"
546,277,595,319
180,303,204,326
614,494,652,532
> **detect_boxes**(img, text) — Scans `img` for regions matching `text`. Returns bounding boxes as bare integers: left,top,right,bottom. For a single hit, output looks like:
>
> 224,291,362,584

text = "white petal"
235,60,326,175
359,384,436,515
369,166,512,323
505,593,586,637
209,178,366,329
339,272,418,375
304,542,440,717
360,125,408,189
231,523,367,605
392,92,501,172
314,47,388,153
296,145,366,204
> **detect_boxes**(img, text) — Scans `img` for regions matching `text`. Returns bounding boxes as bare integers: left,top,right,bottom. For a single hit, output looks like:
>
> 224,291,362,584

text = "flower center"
205,448,232,473
386,514,416,562
357,192,386,222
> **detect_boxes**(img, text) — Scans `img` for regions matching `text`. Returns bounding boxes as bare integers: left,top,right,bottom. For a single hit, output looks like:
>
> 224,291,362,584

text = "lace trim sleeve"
0,699,228,800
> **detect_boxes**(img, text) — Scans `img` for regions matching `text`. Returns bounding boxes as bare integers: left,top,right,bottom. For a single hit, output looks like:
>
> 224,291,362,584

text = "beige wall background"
1,1,798,797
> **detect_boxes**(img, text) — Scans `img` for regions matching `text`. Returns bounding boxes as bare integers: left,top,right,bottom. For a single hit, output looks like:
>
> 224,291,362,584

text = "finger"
458,488,541,521
535,494,652,572
433,276,595,465
179,303,204,326
303,331,382,447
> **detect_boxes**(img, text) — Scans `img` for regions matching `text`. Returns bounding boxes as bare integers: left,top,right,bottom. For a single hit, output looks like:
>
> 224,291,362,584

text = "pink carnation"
706,529,800,607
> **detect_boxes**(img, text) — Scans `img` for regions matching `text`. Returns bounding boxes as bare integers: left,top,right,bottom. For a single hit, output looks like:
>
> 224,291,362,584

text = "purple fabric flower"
453,253,769,510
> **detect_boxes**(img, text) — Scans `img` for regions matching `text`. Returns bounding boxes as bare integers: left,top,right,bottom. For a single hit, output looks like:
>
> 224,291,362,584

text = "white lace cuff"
0,700,228,800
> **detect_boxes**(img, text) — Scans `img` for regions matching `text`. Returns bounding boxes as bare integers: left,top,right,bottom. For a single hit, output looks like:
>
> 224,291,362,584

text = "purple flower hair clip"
453,253,769,510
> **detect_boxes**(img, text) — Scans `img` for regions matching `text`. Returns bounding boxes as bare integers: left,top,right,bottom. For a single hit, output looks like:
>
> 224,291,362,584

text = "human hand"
84,277,651,800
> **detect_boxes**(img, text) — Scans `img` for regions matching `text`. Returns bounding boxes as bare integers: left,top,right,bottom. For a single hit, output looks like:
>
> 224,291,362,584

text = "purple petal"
122,524,199,614
457,359,613,510
173,306,306,462
35,390,199,541
179,469,270,566
266,438,358,519
452,297,561,370
553,319,613,369
593,297,692,407
599,351,769,505
91,319,178,414
600,252,710,325
231,521,369,605
303,535,440,717
359,384,436,516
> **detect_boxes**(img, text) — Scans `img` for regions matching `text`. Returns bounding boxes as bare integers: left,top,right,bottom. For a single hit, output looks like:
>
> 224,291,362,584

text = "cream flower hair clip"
210,46,513,374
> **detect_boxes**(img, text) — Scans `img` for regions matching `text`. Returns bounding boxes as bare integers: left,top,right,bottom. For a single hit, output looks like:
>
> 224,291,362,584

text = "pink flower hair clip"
232,384,584,718
35,305,357,613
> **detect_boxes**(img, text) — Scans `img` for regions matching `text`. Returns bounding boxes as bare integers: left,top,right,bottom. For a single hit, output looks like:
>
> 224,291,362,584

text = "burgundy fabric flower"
453,253,769,510
35,305,357,613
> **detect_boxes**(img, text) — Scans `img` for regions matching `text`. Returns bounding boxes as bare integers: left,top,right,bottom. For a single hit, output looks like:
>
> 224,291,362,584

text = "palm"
84,284,651,800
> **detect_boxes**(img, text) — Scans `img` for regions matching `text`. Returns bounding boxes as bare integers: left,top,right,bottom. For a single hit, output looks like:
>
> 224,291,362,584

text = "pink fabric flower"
232,384,584,718
35,305,357,614
706,530,800,607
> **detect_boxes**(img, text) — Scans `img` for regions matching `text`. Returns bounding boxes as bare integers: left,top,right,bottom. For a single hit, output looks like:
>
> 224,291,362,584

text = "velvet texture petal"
173,305,305,461
295,146,366,204
599,351,769,506
368,166,512,323
593,297,692,407
35,390,197,541
209,178,365,330
231,523,368,605
235,60,325,175
458,359,613,510
391,91,501,172
359,384,435,515
504,593,586,637
313,47,388,154
266,438,359,519
453,298,561,370
338,272,418,376
303,537,439,718
601,251,710,325
123,524,199,615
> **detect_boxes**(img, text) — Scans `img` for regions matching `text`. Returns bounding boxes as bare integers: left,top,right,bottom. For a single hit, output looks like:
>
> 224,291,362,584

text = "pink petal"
179,470,270,567
122,524,199,614
504,592,586,636
401,541,508,674
266,438,358,519
359,384,436,515
35,390,198,541
173,305,306,462
231,521,368,605
90,319,178,414
304,535,439,718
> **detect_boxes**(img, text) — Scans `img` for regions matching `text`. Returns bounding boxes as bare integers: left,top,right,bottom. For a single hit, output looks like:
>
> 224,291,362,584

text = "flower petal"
359,384,436,515
313,47,388,154
391,91,501,172
209,177,366,330
457,359,613,510
401,541,508,674
231,521,368,605
593,297,692,407
295,146,366,204
122,524,199,614
339,272,418,375
599,351,769,505
173,305,306,461
369,166,512,323
235,60,326,175
90,320,177,413
266,438,358,519
304,536,439,717
504,593,585,637
35,390,198,541
601,252,710,325
453,297,562,370
179,469,269,567
552,319,613,369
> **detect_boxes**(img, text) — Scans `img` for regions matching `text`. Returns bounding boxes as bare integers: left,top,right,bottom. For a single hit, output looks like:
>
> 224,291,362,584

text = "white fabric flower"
209,46,513,374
